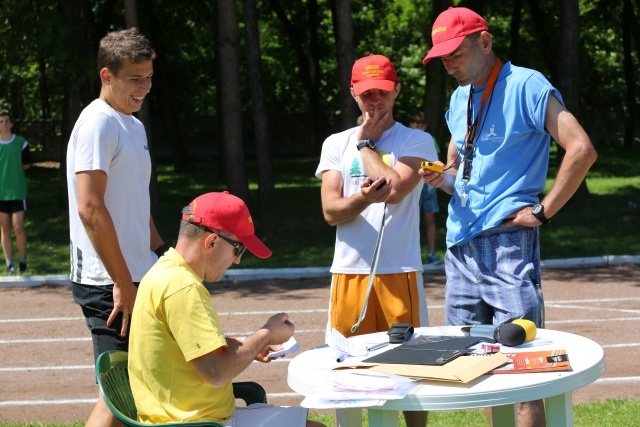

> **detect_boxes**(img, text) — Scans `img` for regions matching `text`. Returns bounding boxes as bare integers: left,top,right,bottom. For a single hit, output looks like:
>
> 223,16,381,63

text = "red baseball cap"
422,7,488,64
351,54,398,96
182,192,272,259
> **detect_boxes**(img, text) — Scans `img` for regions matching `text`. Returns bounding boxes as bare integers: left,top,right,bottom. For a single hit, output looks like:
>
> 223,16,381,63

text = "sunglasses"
217,234,247,258
202,227,246,258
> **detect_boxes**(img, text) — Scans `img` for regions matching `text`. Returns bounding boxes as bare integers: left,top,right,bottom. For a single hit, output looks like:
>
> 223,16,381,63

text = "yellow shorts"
329,272,422,338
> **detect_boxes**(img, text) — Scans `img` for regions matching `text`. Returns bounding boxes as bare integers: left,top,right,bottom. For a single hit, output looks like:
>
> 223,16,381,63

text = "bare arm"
359,147,425,204
76,170,136,336
190,313,294,387
320,169,391,226
149,216,165,253
503,95,597,227
419,136,459,195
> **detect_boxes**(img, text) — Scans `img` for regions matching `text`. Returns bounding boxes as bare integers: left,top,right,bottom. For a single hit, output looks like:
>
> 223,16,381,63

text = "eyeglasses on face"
201,226,246,258
216,233,247,258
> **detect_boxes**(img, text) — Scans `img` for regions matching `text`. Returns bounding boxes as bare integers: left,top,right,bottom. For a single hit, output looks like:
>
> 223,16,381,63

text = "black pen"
366,342,389,352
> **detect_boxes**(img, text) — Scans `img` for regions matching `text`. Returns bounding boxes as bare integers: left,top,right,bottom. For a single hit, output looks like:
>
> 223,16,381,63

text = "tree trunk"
58,0,95,212
146,0,188,172
623,0,637,149
526,0,556,74
424,0,451,152
557,0,590,199
217,0,251,205
508,0,524,65
558,0,580,115
331,0,358,130
268,0,323,153
123,0,160,217
243,0,274,207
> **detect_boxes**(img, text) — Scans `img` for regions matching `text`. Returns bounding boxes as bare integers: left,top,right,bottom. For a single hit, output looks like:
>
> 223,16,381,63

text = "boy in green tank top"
0,111,31,274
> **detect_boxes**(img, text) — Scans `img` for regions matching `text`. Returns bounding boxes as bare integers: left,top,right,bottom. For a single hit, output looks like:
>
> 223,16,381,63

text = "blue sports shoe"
427,254,443,265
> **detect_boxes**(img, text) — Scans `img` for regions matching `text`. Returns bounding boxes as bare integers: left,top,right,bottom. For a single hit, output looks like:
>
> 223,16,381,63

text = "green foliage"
1,0,638,149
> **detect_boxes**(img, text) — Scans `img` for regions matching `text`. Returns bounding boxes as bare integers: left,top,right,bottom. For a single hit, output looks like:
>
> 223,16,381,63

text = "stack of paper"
300,370,416,409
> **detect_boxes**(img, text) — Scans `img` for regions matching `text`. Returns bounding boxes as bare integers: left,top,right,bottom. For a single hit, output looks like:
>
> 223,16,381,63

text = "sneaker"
6,264,15,275
427,254,443,265
19,261,27,274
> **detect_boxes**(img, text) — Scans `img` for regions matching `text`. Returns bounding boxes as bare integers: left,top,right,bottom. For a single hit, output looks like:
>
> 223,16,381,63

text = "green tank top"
0,135,28,200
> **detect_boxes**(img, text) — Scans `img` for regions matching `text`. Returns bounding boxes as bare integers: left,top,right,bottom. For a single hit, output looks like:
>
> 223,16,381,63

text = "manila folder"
369,353,509,383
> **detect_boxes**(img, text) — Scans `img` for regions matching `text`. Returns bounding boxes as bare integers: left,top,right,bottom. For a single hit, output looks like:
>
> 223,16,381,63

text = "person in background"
128,191,324,427
409,111,443,265
420,7,597,426
316,54,437,427
0,111,31,275
66,27,169,427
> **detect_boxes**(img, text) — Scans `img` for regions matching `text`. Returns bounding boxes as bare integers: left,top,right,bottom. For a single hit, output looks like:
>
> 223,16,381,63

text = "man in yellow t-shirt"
128,192,324,427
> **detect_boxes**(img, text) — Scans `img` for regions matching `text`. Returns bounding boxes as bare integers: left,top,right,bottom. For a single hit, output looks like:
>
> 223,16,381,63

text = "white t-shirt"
315,122,437,274
67,99,155,285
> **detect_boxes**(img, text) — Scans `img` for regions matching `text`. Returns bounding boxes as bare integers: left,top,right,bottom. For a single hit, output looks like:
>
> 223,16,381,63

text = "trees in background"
0,0,637,209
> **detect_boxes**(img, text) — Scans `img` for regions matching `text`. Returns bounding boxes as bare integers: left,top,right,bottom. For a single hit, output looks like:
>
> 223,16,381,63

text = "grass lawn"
1,398,639,426
9,141,639,276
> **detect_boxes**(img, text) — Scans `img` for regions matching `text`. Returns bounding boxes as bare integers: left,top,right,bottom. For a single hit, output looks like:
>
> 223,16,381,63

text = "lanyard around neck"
462,58,503,182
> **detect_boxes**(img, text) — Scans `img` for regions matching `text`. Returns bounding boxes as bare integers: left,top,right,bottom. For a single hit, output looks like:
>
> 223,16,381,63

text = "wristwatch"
531,203,550,225
357,139,377,151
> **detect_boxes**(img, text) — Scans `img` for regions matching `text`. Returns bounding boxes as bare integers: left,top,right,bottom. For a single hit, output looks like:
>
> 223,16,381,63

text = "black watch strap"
357,139,376,151
531,204,550,225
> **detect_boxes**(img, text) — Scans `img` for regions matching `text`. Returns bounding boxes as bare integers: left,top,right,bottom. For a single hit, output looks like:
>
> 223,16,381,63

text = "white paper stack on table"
301,370,417,409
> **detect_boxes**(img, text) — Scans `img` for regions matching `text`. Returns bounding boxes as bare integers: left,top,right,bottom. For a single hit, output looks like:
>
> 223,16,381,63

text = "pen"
336,353,346,363
366,342,389,352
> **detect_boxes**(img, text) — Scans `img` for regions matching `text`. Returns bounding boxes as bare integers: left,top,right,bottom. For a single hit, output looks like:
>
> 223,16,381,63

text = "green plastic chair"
96,350,268,426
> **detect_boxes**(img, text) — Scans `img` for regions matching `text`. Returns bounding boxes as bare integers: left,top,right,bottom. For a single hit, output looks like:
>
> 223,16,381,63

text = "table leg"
367,408,399,427
492,404,517,427
545,392,573,427
335,408,362,427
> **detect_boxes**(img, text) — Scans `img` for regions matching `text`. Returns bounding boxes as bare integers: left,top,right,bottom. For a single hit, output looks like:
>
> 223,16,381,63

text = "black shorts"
71,281,139,363
0,200,26,214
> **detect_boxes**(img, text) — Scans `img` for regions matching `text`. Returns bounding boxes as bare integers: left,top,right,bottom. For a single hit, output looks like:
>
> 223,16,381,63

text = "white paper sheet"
268,336,299,358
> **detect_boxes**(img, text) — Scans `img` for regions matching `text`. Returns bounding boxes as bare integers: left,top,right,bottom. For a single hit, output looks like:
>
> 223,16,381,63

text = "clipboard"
362,336,484,365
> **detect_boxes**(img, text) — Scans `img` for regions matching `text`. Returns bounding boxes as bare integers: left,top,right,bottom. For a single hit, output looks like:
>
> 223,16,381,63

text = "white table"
287,327,605,427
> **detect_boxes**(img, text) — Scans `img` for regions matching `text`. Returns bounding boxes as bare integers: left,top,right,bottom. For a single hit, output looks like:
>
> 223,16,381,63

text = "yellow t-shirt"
128,248,234,423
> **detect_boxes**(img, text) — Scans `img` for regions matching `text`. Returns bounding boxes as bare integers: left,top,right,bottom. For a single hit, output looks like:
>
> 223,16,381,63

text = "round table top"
287,327,605,411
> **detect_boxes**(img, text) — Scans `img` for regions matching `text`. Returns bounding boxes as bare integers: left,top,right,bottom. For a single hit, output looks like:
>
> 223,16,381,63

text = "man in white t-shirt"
66,27,169,427
315,54,437,427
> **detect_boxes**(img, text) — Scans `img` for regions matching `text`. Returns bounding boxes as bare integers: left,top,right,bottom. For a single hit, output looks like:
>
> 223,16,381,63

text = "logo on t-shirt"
483,124,502,142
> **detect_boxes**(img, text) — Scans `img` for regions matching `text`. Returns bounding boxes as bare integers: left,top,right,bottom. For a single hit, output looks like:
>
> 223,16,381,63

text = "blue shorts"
444,226,544,327
419,184,439,213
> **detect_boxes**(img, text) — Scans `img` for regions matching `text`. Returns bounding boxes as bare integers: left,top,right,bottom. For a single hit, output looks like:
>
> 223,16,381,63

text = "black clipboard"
362,336,484,366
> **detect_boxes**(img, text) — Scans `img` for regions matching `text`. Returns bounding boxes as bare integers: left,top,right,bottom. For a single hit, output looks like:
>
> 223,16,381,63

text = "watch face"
532,204,542,214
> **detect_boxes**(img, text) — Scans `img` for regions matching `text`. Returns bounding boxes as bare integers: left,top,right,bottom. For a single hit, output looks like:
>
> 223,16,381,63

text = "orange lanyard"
461,58,503,183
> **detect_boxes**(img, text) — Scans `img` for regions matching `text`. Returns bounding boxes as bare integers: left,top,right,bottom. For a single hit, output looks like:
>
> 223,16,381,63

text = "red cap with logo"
182,191,272,258
422,7,488,64
351,54,398,96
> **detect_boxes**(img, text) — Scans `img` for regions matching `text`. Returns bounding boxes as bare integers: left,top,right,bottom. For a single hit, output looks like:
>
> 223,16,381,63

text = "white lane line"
0,365,94,372
545,304,640,314
0,399,97,406
2,297,639,323
0,331,326,345
0,317,84,323
546,317,640,325
3,376,640,407
0,337,90,344
2,342,640,373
